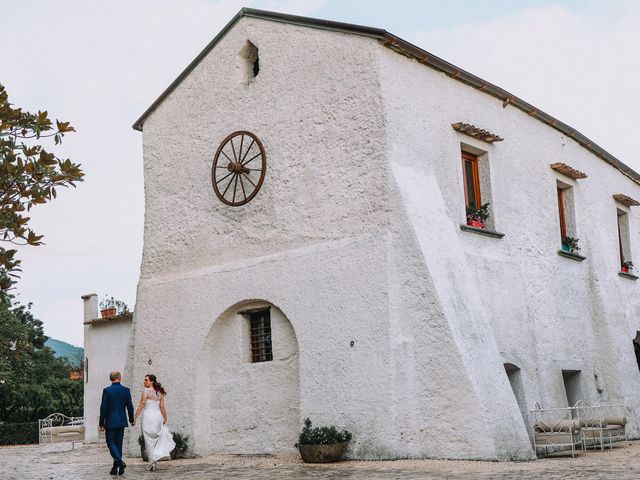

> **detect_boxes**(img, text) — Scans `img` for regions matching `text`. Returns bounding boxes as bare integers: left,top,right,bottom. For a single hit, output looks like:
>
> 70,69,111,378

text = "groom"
99,371,135,476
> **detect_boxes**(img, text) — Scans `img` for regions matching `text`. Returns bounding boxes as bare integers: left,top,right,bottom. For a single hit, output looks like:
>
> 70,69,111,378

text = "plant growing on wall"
466,203,490,228
561,236,580,253
99,296,129,317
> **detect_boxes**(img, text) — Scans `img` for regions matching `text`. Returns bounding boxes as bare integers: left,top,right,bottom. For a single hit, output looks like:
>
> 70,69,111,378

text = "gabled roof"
133,8,640,185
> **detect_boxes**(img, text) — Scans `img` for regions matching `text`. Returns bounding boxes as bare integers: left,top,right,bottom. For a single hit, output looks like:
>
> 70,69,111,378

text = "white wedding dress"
141,388,175,464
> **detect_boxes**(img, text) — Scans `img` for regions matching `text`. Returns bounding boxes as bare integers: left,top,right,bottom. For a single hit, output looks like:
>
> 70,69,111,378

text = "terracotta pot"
467,220,485,229
100,307,117,318
298,442,348,463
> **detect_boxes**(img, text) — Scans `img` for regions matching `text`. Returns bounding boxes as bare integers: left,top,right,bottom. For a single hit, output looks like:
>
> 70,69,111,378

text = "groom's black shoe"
120,461,127,469
109,466,118,475
117,465,125,475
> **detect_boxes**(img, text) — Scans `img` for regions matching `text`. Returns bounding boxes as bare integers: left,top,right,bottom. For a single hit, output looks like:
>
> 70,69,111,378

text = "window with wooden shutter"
462,151,481,210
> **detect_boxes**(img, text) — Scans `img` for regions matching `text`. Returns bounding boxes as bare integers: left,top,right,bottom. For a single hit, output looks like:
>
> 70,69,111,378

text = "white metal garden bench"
531,402,582,457
38,413,85,444
572,400,627,451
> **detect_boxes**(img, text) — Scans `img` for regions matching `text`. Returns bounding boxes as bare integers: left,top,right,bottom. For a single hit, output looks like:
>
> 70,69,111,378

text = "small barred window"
249,310,272,363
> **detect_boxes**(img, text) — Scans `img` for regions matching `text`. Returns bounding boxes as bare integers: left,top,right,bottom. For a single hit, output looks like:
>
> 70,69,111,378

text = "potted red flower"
621,260,634,274
466,203,490,229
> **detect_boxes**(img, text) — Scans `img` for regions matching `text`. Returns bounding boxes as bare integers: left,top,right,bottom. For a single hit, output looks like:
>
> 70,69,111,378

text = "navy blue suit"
99,382,135,467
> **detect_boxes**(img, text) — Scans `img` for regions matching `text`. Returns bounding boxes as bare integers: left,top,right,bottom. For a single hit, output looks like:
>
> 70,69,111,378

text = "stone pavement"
2,441,640,480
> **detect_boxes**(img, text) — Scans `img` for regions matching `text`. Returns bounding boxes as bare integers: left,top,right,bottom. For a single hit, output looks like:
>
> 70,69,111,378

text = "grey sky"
1,0,638,346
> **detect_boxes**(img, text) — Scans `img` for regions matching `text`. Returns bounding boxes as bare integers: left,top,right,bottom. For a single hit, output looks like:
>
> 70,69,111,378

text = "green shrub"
172,432,189,454
298,418,352,445
138,431,189,459
0,421,38,445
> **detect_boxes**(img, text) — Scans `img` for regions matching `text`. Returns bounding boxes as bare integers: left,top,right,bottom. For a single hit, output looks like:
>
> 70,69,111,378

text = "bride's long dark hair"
145,374,166,396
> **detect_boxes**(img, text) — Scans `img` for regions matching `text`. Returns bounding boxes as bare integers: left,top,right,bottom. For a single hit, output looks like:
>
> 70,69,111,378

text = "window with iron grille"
249,310,272,363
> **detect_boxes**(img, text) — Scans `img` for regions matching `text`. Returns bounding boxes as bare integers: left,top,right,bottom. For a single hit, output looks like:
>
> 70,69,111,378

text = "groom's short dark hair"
109,371,121,381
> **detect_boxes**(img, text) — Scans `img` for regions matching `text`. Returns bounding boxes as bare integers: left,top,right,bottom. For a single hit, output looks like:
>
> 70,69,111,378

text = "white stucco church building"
84,8,640,461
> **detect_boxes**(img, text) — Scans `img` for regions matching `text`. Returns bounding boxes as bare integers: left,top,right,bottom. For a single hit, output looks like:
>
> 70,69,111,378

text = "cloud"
3,0,330,346
407,4,640,168
259,0,329,15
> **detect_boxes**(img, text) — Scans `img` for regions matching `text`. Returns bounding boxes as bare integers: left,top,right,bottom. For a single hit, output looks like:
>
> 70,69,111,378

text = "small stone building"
82,294,133,443
119,9,640,460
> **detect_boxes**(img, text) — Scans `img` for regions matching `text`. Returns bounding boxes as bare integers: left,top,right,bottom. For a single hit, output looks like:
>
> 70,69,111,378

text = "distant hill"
45,338,84,367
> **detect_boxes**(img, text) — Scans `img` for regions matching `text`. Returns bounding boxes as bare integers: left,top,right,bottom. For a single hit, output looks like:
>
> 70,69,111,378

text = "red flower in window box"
467,220,485,229
466,203,490,229
621,261,633,274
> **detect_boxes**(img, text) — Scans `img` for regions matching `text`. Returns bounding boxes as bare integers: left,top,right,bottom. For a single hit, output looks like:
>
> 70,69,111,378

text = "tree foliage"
0,83,84,296
0,300,82,423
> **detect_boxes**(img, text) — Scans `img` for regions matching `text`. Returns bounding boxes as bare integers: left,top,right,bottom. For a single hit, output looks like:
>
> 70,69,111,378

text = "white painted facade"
122,11,640,460
82,294,133,443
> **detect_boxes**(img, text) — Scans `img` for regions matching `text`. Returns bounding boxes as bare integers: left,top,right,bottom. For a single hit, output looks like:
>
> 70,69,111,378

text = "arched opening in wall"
239,40,259,83
197,300,299,455
633,332,640,372
503,363,532,444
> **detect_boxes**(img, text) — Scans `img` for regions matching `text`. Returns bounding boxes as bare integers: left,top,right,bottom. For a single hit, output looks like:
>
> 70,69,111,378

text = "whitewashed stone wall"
82,294,133,443
378,43,640,457
128,14,640,461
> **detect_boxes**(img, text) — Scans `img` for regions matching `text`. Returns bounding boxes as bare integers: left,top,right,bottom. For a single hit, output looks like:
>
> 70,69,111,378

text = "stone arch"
195,299,299,455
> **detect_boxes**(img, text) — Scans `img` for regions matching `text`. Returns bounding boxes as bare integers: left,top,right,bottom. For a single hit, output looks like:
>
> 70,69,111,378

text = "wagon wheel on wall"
211,131,266,206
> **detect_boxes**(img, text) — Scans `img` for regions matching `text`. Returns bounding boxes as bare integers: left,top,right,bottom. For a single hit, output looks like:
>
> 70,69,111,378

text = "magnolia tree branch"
0,83,84,301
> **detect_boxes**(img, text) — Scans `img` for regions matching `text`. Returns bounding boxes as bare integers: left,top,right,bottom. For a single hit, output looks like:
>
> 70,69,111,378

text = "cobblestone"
2,441,640,479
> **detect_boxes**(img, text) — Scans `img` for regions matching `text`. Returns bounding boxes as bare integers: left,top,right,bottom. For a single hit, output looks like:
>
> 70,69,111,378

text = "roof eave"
131,8,640,185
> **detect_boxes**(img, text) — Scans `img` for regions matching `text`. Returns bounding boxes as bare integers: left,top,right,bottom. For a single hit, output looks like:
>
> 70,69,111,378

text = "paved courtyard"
2,441,640,479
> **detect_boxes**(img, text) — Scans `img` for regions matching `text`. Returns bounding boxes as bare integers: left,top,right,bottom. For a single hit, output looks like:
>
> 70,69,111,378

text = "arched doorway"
197,301,300,454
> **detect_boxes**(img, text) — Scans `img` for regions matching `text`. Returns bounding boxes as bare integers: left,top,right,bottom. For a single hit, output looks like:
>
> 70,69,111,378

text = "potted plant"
296,418,352,463
621,260,634,274
561,236,580,253
170,432,189,459
100,295,129,318
138,432,189,460
466,203,490,229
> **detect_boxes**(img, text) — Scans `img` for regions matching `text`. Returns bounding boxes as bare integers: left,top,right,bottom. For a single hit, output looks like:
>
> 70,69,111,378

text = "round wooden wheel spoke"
211,131,266,206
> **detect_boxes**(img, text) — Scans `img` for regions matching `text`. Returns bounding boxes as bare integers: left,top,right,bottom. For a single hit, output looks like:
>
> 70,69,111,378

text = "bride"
134,374,175,471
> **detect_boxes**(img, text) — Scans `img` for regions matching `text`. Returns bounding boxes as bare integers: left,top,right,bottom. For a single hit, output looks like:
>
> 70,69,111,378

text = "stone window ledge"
557,250,586,262
618,271,639,281
459,224,505,238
